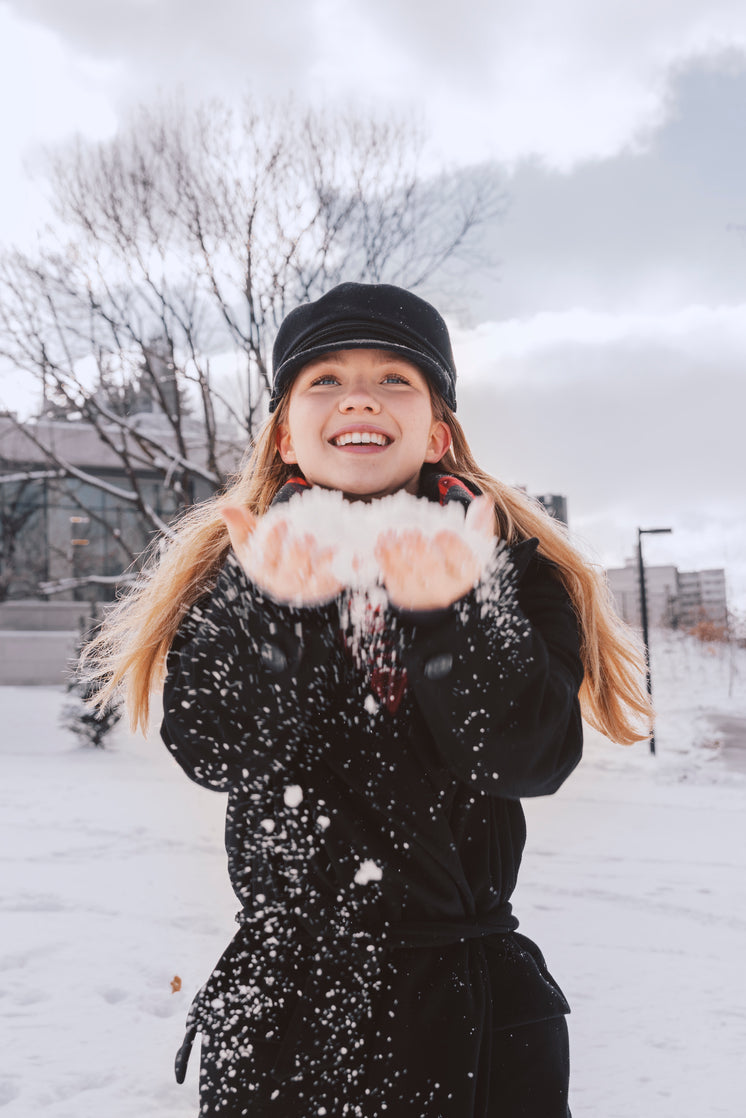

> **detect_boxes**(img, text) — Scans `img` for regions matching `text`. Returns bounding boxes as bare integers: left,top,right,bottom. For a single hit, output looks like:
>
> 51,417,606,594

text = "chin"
311,467,419,500
340,483,394,502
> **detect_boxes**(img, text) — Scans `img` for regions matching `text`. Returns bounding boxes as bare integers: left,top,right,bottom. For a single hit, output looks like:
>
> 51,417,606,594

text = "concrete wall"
0,601,98,684
0,630,80,685
0,600,95,632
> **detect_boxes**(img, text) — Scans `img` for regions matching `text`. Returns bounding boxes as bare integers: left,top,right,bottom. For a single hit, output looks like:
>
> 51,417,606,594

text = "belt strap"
385,909,518,949
236,903,518,949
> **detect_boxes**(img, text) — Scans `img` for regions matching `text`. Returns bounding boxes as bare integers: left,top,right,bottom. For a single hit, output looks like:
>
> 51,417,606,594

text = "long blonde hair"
85,391,653,744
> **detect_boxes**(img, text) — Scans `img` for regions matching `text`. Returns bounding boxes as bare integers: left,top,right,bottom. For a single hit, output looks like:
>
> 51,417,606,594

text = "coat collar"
271,467,480,510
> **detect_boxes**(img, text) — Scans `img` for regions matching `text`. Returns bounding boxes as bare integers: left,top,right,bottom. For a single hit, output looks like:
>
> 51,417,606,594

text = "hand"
374,495,495,610
221,505,342,606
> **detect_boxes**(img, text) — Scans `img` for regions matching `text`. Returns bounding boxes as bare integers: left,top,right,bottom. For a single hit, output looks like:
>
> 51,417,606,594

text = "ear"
276,424,298,464
424,420,452,463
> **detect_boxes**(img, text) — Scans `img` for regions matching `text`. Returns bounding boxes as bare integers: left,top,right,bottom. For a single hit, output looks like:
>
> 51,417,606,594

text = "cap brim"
269,338,456,412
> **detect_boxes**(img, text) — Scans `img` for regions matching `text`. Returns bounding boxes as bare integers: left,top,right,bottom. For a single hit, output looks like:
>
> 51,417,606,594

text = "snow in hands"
232,487,498,602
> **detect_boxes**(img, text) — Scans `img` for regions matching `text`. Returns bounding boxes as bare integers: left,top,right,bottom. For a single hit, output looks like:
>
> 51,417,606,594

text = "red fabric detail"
370,665,409,715
287,476,311,489
437,475,473,504
341,601,408,716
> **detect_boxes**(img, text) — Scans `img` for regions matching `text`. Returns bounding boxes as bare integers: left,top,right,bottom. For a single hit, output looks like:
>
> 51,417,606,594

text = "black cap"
269,282,457,412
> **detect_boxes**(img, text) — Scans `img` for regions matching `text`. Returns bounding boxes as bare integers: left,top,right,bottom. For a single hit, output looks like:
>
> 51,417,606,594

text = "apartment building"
606,558,727,630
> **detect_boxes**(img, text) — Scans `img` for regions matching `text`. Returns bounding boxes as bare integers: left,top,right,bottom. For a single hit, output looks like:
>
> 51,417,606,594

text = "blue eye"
311,374,340,386
382,373,409,384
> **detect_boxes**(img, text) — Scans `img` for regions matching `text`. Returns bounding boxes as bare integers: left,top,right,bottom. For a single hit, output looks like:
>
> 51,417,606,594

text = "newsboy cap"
269,282,457,412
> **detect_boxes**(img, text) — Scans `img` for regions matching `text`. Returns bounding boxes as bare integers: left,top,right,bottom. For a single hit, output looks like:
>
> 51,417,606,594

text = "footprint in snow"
0,1080,19,1105
100,986,128,1005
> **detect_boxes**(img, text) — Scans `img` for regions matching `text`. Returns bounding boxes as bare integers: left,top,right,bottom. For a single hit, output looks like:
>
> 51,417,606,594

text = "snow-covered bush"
61,620,122,748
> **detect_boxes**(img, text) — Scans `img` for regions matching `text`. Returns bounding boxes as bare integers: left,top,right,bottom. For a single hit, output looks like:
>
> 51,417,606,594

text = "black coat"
161,485,584,1118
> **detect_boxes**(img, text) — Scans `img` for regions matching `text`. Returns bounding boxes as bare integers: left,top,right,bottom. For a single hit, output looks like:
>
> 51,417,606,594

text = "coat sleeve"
396,538,584,799
160,553,339,791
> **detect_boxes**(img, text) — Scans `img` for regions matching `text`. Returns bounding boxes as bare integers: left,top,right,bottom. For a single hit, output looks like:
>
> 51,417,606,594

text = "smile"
331,432,391,447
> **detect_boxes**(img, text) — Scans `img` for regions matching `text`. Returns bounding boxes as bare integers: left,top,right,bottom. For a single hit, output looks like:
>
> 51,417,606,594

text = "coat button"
423,652,453,680
259,641,288,673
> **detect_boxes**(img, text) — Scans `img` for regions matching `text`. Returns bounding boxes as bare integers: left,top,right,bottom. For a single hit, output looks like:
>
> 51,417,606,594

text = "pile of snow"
1,628,744,1116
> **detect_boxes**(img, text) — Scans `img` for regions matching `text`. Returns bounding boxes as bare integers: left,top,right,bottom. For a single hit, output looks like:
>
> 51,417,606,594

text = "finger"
312,559,343,600
433,530,476,576
315,545,338,569
377,527,427,547
376,529,430,566
374,533,395,562
262,520,289,571
281,540,308,586
375,539,410,580
465,494,496,537
220,505,257,554
374,532,397,567
280,543,342,604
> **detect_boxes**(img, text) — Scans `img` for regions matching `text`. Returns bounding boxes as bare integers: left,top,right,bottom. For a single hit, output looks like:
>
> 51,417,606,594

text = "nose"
339,381,381,413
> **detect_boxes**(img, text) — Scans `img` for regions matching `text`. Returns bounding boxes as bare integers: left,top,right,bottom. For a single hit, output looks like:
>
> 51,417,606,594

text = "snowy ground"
1,630,745,1117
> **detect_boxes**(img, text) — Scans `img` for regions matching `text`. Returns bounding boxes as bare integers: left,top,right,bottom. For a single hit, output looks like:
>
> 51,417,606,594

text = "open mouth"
331,431,391,447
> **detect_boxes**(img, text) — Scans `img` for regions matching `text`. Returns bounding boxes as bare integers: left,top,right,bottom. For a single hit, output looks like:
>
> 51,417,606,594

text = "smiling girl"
88,283,652,1117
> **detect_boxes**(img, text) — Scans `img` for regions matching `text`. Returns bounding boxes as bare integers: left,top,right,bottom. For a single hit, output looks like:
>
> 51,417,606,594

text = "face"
276,349,451,499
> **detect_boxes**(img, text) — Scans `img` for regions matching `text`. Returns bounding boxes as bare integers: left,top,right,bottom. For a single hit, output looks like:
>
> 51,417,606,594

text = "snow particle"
283,784,304,808
354,859,383,885
364,694,379,715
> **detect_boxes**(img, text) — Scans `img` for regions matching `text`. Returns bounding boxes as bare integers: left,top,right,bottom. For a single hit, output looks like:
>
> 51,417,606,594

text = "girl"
89,282,652,1117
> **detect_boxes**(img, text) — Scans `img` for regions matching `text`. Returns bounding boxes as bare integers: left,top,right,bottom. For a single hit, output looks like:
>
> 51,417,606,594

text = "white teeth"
333,432,389,447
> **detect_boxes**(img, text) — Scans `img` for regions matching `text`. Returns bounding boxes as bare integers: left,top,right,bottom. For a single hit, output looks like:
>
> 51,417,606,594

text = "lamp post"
637,527,673,755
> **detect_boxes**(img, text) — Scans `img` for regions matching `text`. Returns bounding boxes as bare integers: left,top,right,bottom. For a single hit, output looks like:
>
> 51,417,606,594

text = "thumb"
465,494,495,538
220,505,257,555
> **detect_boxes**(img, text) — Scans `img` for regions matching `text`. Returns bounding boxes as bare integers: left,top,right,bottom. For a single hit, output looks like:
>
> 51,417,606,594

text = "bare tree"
0,97,503,596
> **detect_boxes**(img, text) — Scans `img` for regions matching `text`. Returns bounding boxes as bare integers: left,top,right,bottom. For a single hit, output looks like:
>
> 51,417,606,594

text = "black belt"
236,902,518,949
384,909,518,949
235,903,516,948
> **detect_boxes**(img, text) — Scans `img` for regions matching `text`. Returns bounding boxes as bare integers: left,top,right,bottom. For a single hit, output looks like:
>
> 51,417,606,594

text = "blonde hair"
430,397,652,745
85,390,652,744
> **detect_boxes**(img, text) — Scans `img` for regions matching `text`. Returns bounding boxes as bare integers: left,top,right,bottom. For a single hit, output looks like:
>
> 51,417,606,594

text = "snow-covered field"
2,630,745,1117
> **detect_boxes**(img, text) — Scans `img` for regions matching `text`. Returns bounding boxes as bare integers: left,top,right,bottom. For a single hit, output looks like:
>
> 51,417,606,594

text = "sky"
0,0,745,607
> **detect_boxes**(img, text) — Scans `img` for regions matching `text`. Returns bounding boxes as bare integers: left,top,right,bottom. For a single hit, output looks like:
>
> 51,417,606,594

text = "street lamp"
637,527,673,755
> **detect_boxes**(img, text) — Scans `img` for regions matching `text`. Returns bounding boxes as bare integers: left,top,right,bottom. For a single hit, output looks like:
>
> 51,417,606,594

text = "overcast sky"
1,0,745,607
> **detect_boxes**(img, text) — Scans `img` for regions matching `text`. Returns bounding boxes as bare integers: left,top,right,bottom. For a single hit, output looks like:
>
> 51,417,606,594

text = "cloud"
7,0,746,167
0,6,120,245
453,303,746,374
345,0,746,167
0,9,115,144
5,0,318,88
455,307,746,604
444,57,746,329
455,303,746,500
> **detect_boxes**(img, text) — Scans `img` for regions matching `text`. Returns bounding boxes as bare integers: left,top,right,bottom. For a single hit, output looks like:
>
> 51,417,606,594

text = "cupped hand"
220,505,342,606
374,495,495,610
